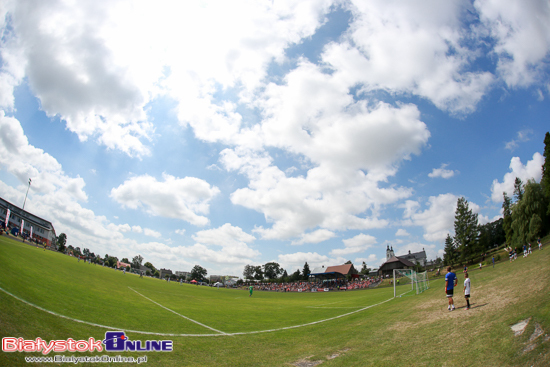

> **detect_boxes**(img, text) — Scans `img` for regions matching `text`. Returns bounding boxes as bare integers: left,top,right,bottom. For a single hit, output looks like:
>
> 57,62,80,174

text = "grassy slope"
1,235,549,366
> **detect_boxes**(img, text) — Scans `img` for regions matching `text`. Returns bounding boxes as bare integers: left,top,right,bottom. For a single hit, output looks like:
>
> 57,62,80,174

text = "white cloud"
0,112,87,202
175,229,186,235
504,129,533,151
0,0,334,156
330,233,377,256
395,229,410,237
325,0,495,113
475,0,550,87
354,254,380,267
291,229,336,245
490,153,544,202
221,61,429,240
403,194,459,243
144,228,162,238
191,223,260,262
428,163,457,179
110,173,220,226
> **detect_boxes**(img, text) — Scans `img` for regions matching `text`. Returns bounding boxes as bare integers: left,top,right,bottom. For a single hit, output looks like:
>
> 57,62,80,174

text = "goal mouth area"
392,269,429,298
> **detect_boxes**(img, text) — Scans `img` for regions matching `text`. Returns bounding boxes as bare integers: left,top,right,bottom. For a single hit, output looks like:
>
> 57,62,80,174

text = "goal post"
415,270,429,294
393,269,429,297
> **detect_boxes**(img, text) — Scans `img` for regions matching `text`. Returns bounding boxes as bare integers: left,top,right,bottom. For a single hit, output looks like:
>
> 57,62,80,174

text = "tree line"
444,132,550,266
51,234,209,281
242,260,372,282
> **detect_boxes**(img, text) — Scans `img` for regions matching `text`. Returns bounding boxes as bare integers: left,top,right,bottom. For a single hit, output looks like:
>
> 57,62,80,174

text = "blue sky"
0,0,549,277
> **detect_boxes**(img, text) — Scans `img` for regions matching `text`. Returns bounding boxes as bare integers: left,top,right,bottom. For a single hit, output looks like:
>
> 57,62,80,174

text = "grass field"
1,235,549,366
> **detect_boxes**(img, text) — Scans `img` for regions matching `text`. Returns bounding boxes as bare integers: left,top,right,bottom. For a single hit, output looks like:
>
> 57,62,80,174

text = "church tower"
386,245,395,260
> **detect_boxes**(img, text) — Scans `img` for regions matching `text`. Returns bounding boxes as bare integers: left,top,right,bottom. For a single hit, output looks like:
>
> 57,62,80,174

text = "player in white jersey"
463,272,471,310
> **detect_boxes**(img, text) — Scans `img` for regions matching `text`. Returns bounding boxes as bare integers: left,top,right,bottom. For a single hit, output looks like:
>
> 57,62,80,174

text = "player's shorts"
446,289,454,297
464,294,470,299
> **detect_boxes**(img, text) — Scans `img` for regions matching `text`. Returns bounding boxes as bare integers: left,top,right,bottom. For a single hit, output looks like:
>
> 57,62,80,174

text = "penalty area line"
128,287,226,335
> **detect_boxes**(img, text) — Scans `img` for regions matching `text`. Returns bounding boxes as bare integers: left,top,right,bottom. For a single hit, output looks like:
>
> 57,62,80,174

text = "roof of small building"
381,256,416,268
325,264,357,276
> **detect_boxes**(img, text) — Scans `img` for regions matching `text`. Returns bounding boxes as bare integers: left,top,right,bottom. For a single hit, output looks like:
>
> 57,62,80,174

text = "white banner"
20,219,24,235
5,208,10,229
324,288,330,292
30,226,33,238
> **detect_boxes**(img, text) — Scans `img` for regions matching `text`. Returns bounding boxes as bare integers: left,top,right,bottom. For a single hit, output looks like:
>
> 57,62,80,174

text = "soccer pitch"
1,236,549,366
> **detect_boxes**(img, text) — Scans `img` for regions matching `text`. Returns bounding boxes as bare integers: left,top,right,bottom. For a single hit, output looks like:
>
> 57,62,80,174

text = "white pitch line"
0,285,394,337
306,306,365,309
128,287,226,335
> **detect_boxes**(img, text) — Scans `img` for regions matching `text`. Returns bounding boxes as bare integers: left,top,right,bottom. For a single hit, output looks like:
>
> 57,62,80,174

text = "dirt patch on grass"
292,348,351,366
326,348,350,360
292,360,323,367
511,318,531,336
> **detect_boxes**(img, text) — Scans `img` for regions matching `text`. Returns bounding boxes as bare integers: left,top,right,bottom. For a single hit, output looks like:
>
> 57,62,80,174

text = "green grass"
1,235,549,366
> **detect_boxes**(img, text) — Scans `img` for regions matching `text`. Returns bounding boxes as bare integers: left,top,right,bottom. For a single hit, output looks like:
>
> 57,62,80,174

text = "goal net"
393,269,429,297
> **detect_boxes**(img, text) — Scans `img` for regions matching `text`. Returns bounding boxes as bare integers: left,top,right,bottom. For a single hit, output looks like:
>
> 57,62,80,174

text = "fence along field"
1,235,549,366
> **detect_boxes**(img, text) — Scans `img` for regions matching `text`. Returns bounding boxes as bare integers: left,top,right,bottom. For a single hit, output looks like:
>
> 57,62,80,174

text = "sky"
0,0,549,278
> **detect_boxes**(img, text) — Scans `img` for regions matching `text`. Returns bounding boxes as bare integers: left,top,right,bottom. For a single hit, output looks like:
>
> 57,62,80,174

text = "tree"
243,265,255,280
289,269,301,282
514,177,524,202
443,234,456,266
302,262,311,280
360,262,370,275
281,269,289,281
529,213,542,242
105,256,117,268
502,192,513,245
253,266,264,280
132,255,144,269
479,218,505,251
191,265,207,281
144,262,156,273
453,197,479,263
511,180,549,245
263,262,282,280
56,233,67,252
121,258,129,263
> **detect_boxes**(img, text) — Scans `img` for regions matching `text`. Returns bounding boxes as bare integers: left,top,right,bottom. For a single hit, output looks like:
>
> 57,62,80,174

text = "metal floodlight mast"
22,178,31,210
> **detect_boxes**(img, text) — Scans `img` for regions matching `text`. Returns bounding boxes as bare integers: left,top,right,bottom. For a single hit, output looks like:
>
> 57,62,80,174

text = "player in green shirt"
249,285,253,297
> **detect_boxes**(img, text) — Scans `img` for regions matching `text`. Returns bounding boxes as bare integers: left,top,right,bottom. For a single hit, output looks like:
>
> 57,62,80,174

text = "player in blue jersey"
445,266,458,311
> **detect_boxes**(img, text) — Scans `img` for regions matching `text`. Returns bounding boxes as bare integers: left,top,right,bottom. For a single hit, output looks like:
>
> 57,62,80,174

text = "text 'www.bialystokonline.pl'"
24,355,148,364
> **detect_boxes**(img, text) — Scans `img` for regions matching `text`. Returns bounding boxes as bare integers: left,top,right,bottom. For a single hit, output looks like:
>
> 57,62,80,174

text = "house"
175,271,189,279
378,256,415,277
117,261,132,270
159,268,173,279
309,263,359,281
0,197,56,246
399,249,428,267
385,245,428,267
